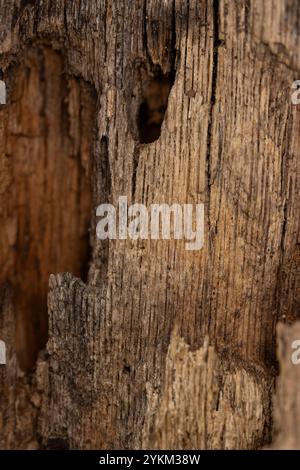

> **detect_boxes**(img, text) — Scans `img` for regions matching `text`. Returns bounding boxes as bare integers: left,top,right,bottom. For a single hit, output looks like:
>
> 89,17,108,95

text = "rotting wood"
0,0,299,450
0,45,95,370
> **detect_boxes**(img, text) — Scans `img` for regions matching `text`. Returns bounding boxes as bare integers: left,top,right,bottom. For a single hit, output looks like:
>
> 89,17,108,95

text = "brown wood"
0,0,299,450
1,45,95,370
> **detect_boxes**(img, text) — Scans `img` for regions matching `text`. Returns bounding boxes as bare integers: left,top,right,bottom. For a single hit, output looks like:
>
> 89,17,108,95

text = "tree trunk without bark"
0,0,299,450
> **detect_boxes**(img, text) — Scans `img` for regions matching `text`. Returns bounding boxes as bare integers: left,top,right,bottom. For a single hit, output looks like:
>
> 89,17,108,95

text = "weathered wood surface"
0,0,299,449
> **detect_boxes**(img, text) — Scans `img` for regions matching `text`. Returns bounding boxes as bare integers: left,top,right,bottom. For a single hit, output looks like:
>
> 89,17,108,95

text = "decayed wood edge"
2,275,300,450
39,273,275,450
142,327,273,450
268,322,300,450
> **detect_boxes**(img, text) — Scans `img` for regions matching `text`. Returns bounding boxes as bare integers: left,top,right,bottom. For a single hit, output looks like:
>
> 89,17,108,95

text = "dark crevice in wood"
137,69,174,144
206,0,220,337
20,0,35,9
90,134,111,285
44,437,70,450
206,0,220,230
136,0,177,144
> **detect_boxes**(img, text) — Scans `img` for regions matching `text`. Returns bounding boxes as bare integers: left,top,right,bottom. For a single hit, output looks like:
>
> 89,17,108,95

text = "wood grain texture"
143,329,272,449
0,0,299,449
0,45,95,370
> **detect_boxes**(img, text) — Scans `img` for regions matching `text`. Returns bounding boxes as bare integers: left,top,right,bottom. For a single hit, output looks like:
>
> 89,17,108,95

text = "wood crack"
206,0,220,235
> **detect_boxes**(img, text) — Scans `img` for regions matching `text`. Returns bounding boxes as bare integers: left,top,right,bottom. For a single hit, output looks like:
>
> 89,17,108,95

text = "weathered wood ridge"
0,0,299,449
